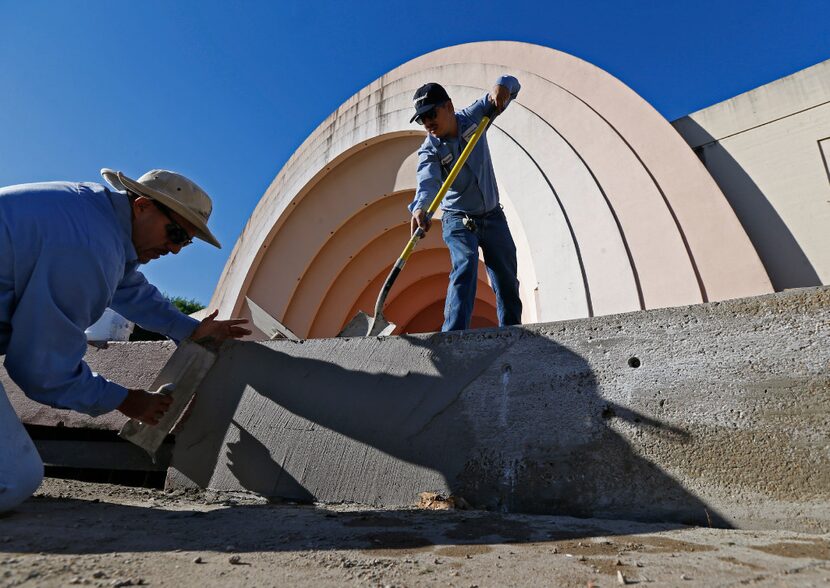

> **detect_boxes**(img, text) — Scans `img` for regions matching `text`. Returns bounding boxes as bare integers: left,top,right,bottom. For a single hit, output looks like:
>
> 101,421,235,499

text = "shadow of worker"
171,327,729,528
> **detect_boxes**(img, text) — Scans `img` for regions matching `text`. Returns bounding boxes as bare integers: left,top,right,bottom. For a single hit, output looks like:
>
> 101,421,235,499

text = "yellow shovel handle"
399,114,492,263
371,112,495,322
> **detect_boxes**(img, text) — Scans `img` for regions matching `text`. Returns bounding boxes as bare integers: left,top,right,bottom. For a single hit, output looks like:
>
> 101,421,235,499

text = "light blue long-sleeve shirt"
0,181,199,416
409,75,521,216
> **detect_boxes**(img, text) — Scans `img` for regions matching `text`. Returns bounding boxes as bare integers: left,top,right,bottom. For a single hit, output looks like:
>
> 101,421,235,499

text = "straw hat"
101,168,221,248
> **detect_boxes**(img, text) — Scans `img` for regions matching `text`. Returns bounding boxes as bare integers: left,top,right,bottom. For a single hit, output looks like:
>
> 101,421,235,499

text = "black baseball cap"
410,82,451,123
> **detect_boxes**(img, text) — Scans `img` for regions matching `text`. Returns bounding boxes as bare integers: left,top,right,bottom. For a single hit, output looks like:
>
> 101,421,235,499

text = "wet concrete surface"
167,287,830,531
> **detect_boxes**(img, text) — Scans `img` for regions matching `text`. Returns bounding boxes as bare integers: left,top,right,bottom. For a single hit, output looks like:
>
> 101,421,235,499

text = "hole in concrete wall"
628,356,641,368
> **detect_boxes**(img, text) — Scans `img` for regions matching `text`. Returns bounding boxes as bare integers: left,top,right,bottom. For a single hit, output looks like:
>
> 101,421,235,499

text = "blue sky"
1,0,828,305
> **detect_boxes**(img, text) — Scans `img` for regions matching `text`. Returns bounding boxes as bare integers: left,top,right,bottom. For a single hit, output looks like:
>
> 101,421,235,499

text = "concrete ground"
0,479,828,587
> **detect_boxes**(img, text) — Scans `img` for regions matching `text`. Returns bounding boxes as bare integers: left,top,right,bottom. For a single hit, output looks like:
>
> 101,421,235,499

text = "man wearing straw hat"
0,168,250,513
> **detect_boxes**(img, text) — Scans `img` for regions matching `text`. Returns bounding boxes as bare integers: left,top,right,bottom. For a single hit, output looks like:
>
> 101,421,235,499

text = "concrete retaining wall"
166,287,829,532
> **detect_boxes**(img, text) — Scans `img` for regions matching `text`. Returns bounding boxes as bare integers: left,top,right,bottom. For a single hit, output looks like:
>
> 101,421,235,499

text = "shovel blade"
338,311,396,338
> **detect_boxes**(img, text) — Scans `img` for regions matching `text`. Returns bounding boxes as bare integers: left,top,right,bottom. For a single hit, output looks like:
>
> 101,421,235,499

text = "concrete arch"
383,273,497,332
245,135,423,322
401,298,498,334
349,263,498,334
281,190,415,334
212,41,772,339
348,251,498,321
309,224,496,338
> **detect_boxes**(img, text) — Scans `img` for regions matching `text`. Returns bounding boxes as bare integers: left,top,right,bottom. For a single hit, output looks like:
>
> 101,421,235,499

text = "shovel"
341,104,497,337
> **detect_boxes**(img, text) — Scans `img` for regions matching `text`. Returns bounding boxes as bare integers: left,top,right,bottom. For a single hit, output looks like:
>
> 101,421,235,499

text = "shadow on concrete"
169,328,730,528
675,118,821,290
225,422,315,503
0,493,692,556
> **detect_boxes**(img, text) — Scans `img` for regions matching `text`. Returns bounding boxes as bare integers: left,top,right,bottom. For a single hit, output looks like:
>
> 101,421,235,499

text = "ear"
132,196,154,214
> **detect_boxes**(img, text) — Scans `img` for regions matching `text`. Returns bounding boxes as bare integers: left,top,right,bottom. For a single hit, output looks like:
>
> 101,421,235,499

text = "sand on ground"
0,478,828,587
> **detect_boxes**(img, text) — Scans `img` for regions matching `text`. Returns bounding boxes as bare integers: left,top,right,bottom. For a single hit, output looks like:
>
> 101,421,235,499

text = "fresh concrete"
1,341,176,430
167,287,830,532
2,341,178,472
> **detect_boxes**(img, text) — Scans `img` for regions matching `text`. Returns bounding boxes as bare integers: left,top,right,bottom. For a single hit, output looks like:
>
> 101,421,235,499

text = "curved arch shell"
210,41,772,338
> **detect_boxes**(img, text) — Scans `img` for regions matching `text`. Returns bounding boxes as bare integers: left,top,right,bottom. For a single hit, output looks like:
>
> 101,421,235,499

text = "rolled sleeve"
4,248,129,416
495,74,521,99
459,94,491,125
460,75,521,123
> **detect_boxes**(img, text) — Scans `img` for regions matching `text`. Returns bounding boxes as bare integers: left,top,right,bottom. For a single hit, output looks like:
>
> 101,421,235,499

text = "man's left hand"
489,84,511,112
190,309,251,344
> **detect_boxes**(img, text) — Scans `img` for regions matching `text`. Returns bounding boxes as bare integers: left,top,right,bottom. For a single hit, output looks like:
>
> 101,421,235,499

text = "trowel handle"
155,383,176,395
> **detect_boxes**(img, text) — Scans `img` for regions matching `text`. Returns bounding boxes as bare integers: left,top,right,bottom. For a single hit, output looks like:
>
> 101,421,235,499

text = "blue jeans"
441,206,522,332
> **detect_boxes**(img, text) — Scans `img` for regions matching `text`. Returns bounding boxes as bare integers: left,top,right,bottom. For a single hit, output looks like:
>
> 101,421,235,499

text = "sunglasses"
153,201,193,246
415,102,445,125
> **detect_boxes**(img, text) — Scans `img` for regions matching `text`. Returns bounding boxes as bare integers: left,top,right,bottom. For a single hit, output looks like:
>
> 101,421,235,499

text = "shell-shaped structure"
209,41,772,338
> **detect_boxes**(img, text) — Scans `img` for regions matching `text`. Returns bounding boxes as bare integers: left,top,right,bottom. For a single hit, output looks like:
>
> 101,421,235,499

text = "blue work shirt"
409,75,521,216
0,181,199,416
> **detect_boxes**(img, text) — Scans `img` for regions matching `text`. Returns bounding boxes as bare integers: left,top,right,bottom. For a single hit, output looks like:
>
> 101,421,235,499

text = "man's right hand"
117,388,173,426
411,209,432,236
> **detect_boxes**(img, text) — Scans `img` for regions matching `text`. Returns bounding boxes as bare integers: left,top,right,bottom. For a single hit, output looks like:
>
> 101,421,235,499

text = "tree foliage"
167,295,205,316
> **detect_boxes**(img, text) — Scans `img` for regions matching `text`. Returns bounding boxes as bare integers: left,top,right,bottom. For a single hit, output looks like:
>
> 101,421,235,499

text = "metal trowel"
245,297,299,340
118,339,217,458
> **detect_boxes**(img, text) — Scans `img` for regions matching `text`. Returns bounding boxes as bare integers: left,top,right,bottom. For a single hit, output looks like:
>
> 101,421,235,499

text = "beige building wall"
210,41,773,338
673,59,830,290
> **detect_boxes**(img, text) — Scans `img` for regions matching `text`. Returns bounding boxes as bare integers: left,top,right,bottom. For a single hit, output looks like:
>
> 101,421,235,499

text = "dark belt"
445,204,502,219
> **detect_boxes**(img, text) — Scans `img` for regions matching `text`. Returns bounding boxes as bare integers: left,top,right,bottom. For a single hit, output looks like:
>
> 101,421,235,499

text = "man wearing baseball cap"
408,76,523,332
0,169,250,513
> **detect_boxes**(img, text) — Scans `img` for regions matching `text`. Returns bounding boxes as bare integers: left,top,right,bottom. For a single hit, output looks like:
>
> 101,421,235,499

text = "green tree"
168,295,205,316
